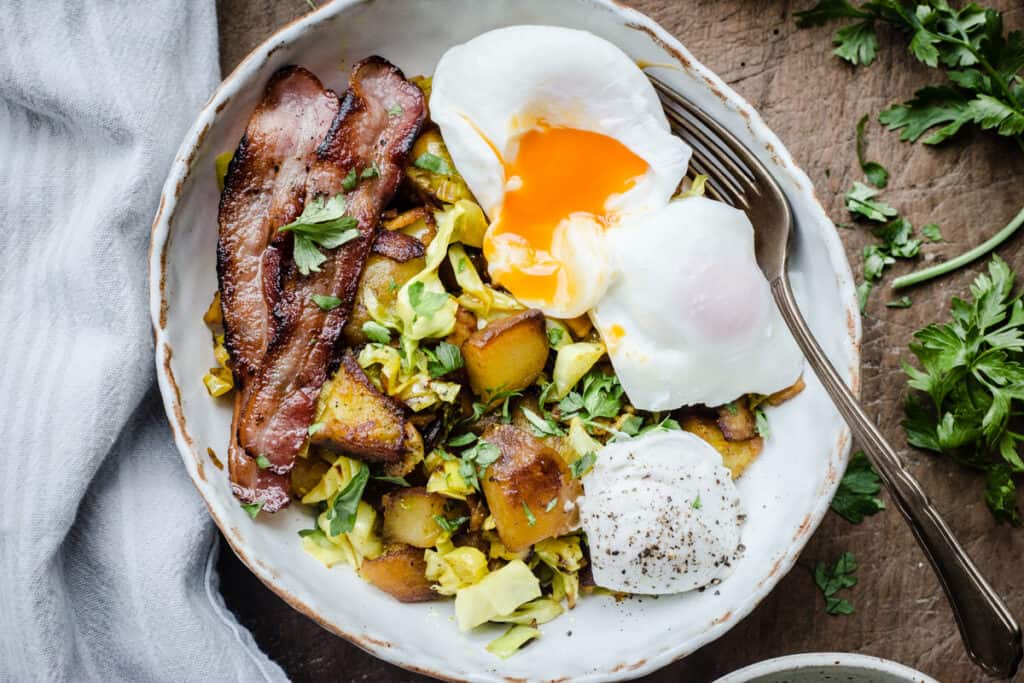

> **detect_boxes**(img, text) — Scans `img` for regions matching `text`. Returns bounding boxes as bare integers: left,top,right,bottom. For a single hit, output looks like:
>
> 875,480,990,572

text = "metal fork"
648,73,1022,678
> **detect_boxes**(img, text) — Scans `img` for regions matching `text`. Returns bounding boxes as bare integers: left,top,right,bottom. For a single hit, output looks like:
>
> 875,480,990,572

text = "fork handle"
771,274,1022,678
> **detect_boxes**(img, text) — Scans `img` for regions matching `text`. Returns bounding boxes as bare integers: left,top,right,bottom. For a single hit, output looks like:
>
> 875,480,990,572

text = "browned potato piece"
767,376,806,406
382,487,464,548
342,254,424,347
463,309,548,402
311,353,409,463
360,545,438,603
290,453,331,498
480,424,582,552
382,206,431,231
561,314,592,339
445,306,478,349
383,423,424,478
716,396,757,442
682,414,763,479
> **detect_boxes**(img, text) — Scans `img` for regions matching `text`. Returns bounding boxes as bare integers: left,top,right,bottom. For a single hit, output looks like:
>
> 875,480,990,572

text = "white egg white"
592,196,804,410
579,430,743,594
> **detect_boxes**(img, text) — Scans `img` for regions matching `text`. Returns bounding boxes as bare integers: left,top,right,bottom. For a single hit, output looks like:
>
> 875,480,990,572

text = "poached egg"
430,25,691,318
579,430,743,594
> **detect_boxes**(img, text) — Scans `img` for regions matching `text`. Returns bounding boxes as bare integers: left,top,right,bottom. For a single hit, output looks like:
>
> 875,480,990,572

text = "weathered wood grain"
214,1,1024,681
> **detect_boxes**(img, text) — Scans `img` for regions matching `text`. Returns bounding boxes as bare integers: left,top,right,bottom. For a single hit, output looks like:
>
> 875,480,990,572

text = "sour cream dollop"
579,431,744,594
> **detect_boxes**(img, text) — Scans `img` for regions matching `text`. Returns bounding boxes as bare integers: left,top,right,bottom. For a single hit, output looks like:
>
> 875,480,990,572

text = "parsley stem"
892,205,1024,290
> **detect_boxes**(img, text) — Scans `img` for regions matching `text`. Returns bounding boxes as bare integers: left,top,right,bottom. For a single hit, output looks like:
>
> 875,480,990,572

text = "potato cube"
462,309,548,402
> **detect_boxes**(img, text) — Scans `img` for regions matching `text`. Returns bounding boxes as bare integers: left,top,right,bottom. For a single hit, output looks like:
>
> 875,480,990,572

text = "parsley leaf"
342,168,358,191
570,452,597,479
433,515,469,533
255,454,272,469
855,114,889,188
425,341,463,378
312,294,341,311
754,407,771,438
325,465,370,536
903,256,1024,524
414,152,451,175
457,440,502,491
240,501,262,519
362,321,391,344
277,194,359,275
921,223,943,242
387,103,404,117
522,407,566,437
522,501,537,526
360,163,380,180
447,432,478,448
547,326,565,348
814,551,858,615
407,280,451,319
545,497,559,512
692,495,702,510
831,450,886,523
307,421,325,436
845,181,897,222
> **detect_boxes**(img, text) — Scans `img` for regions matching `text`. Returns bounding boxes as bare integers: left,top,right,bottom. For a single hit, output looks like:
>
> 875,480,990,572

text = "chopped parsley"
425,341,463,378
522,407,566,438
457,439,502,491
277,194,359,275
324,465,370,536
814,551,858,616
255,454,272,470
307,421,325,436
754,407,770,438
831,450,885,523
886,296,913,309
407,280,451,319
341,168,358,191
921,223,943,242
447,432,478,448
240,501,262,519
361,321,391,344
373,475,410,487
360,163,380,180
433,514,469,534
522,501,537,526
546,326,564,348
414,152,452,175
691,495,702,510
569,452,597,479
845,181,897,222
312,294,341,311
545,497,559,512
386,103,404,117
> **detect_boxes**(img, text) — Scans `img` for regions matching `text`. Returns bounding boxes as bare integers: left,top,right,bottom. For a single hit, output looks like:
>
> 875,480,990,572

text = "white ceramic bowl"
716,653,938,683
148,1,860,680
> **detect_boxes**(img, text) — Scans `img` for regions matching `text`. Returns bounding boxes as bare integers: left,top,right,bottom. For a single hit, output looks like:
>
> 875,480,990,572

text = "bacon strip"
217,66,340,510
239,57,426,474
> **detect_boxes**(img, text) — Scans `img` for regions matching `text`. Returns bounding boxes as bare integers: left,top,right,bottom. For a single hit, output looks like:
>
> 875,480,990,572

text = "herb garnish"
831,450,886,523
692,495,702,510
547,326,565,348
425,341,464,378
255,454,272,470
814,551,858,615
434,515,469,533
522,501,537,526
241,501,262,519
374,475,410,487
277,194,359,275
414,152,452,175
362,321,391,344
457,439,502,491
342,168,358,191
903,256,1024,523
796,0,1024,288
387,104,404,117
887,295,913,308
307,421,325,436
312,294,342,311
522,407,567,438
545,497,559,512
408,280,451,318
754,407,771,438
360,163,380,180
569,452,597,479
325,465,370,536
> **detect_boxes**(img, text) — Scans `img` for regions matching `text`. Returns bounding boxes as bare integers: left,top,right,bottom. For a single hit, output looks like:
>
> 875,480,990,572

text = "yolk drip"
484,127,648,305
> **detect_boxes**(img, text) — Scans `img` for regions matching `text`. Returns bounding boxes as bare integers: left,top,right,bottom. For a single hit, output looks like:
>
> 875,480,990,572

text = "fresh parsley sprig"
797,0,1024,289
324,464,370,536
277,194,359,275
903,255,1024,523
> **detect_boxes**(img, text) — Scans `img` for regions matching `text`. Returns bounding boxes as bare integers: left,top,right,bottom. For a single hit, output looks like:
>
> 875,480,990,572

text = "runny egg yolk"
483,127,648,305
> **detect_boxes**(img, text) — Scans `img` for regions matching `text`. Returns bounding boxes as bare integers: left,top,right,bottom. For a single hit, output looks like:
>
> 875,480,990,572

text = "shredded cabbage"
486,625,541,659
552,342,606,399
300,529,353,568
425,545,489,596
357,343,461,412
426,460,475,500
490,597,564,626
447,242,523,323
454,559,542,631
534,536,584,609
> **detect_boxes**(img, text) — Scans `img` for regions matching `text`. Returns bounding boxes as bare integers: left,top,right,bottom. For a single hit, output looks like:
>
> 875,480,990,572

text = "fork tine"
663,108,750,209
647,74,761,189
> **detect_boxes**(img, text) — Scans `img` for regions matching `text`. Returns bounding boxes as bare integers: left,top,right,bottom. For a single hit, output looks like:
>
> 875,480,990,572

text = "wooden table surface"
214,1,1024,681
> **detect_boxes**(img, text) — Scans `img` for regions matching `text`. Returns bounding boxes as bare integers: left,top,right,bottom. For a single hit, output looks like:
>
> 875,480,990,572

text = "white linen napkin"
0,3,287,680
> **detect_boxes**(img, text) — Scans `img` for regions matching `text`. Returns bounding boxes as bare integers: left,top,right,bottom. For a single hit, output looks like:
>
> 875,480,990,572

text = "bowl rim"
714,652,938,683
147,1,862,680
